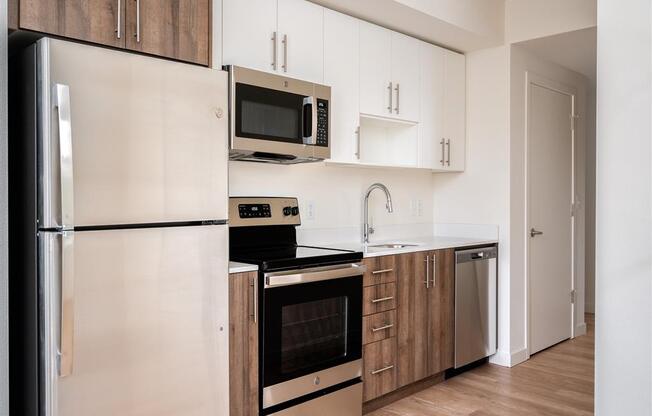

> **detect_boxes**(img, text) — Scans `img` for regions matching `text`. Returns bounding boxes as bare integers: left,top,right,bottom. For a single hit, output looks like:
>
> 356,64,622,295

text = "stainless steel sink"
368,243,419,249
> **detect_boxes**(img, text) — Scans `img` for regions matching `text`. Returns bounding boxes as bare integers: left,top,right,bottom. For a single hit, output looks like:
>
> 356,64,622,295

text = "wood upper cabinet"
229,271,259,416
125,0,210,66
396,249,454,387
17,0,126,48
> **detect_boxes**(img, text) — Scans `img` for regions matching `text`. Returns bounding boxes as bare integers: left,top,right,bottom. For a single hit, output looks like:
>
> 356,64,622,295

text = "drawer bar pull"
370,365,394,375
371,323,394,332
371,296,394,304
372,268,394,275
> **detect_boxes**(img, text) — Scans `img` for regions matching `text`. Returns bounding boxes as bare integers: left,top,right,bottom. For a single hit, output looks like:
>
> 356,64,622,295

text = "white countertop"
328,236,498,258
229,261,258,274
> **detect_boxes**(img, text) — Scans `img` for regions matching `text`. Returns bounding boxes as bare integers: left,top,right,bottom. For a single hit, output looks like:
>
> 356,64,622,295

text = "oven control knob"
291,207,299,216
283,207,292,216
314,376,320,386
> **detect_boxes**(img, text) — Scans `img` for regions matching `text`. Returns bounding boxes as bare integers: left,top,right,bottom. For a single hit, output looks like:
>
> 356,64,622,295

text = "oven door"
261,263,364,410
229,66,317,160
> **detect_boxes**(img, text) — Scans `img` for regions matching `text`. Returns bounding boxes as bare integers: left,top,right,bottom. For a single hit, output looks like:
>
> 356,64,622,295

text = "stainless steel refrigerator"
9,38,230,416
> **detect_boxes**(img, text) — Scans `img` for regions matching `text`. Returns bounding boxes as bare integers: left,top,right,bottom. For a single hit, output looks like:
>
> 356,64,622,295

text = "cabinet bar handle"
372,268,394,275
370,365,394,375
387,82,393,113
250,277,258,323
282,34,288,72
425,255,430,288
271,32,278,70
394,83,400,114
355,126,361,159
134,0,140,43
432,256,437,286
446,139,451,166
371,323,394,332
116,0,121,39
440,139,445,166
371,296,394,304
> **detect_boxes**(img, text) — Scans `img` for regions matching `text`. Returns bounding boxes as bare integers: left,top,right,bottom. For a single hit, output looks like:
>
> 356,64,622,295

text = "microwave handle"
302,96,315,145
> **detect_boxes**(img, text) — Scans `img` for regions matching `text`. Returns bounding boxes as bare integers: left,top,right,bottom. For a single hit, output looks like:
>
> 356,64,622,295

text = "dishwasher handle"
456,246,497,263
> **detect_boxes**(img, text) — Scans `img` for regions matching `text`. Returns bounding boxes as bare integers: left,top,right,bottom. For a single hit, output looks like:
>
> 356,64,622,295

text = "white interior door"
528,81,574,355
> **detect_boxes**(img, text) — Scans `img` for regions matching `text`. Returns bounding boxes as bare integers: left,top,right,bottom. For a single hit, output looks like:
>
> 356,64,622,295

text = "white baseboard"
575,322,587,337
489,347,528,367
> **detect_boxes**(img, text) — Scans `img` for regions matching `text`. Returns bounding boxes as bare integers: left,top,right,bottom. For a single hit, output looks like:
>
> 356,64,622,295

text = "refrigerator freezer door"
39,38,228,228
40,225,229,416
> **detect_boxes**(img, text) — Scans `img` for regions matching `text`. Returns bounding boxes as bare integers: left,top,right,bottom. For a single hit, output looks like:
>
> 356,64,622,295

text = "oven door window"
235,83,309,144
263,275,362,387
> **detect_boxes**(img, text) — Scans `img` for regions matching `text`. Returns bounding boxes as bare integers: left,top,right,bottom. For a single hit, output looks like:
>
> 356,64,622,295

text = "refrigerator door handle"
59,231,75,377
53,84,75,230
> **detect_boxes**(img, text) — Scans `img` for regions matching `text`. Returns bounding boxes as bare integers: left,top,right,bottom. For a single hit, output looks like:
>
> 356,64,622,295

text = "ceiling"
516,27,597,85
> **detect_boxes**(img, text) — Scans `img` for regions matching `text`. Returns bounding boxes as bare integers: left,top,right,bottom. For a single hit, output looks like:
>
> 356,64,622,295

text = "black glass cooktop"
231,245,362,272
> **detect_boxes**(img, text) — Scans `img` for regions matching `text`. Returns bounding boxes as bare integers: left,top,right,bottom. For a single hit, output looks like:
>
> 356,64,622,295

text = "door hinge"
571,290,576,304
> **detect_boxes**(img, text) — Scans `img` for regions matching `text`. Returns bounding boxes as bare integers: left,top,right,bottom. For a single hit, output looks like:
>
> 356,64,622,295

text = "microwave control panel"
316,99,329,147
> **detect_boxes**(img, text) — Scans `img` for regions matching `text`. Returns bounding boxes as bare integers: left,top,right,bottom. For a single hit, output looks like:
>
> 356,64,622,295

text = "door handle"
440,139,445,166
387,82,393,113
431,256,437,286
355,126,361,160
394,83,400,114
53,84,75,229
250,277,258,323
282,34,288,72
302,96,315,145
446,139,451,166
271,32,278,70
530,228,544,238
424,255,430,288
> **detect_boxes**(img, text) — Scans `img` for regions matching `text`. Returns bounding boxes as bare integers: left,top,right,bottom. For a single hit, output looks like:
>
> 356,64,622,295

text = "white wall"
229,162,434,245
510,45,589,358
595,0,652,414
431,46,512,365
1,0,8,413
505,0,596,44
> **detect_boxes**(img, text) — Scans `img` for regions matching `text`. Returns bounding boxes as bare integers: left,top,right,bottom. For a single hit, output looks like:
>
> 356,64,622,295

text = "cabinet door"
278,0,324,82
324,9,360,163
126,0,210,65
222,0,278,73
229,272,259,416
359,21,392,118
396,252,430,387
390,32,420,122
418,42,445,169
428,249,455,374
442,51,466,171
19,0,125,48
363,338,397,401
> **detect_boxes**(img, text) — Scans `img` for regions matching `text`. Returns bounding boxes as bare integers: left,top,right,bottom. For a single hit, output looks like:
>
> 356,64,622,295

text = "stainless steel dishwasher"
454,246,498,368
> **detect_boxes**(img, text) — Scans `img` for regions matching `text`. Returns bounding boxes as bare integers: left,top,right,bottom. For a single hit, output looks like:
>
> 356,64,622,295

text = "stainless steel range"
229,197,364,416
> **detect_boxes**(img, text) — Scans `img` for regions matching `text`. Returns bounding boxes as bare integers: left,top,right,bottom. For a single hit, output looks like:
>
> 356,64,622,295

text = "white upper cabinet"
277,0,324,82
222,0,324,83
442,50,466,171
324,9,360,163
418,41,445,169
359,22,392,118
390,32,420,122
222,0,278,74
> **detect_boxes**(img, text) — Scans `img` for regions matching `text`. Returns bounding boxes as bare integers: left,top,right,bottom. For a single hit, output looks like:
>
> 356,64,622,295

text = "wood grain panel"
9,0,18,30
396,251,429,387
427,249,455,374
363,283,396,316
229,271,259,416
126,0,210,65
19,0,126,48
363,255,397,287
363,310,397,345
363,338,398,402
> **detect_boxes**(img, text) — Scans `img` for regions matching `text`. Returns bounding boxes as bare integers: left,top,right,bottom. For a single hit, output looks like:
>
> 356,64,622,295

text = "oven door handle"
302,96,315,145
265,263,366,288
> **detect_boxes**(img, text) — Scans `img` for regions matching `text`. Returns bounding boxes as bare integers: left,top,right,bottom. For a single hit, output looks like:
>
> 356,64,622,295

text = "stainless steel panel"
42,225,229,416
263,360,362,409
39,38,228,228
264,263,365,288
454,247,497,368
229,197,300,227
269,382,363,416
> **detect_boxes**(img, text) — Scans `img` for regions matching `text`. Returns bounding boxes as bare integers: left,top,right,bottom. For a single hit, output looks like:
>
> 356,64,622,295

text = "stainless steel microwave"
226,66,331,164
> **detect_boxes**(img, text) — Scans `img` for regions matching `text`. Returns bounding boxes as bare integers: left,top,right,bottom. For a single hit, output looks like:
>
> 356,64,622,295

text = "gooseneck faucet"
363,183,394,244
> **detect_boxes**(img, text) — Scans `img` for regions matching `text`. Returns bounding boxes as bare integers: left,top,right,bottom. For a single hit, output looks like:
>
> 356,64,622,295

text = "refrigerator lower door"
37,38,228,228
40,225,229,416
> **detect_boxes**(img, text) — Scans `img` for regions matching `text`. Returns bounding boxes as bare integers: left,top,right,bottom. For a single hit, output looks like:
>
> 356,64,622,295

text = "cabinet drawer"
363,338,397,401
363,310,397,345
362,255,397,287
363,283,396,316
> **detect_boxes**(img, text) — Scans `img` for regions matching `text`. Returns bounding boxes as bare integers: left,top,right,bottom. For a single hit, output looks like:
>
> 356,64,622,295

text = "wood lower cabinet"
428,249,455,374
363,337,397,401
229,271,259,416
125,0,210,66
10,0,210,65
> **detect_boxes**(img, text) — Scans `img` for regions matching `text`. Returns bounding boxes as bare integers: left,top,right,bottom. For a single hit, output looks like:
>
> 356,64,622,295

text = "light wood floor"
370,314,595,416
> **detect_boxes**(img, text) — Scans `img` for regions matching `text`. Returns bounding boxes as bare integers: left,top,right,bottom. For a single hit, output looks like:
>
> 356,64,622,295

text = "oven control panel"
229,197,301,227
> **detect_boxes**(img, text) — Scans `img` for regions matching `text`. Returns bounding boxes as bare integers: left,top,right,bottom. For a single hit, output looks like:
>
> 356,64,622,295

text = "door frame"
524,71,578,358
